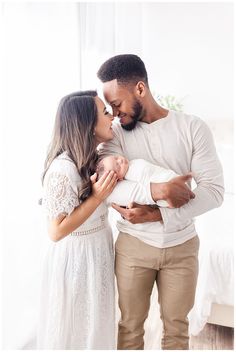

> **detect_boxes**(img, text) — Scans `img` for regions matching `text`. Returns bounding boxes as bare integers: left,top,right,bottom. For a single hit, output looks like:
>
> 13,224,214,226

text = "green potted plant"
153,93,184,112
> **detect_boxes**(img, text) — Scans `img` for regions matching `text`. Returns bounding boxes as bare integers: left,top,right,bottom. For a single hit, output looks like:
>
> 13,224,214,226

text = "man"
97,54,224,350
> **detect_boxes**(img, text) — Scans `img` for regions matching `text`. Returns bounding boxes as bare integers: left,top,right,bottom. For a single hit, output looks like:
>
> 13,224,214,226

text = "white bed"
188,142,234,335
188,191,234,335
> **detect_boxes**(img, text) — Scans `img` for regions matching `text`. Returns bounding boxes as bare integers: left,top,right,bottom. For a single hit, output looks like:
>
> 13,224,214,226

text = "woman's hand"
47,171,118,242
90,170,118,201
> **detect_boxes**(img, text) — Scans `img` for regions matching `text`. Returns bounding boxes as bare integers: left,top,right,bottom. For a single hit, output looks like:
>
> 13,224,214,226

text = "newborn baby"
97,155,129,181
96,155,179,207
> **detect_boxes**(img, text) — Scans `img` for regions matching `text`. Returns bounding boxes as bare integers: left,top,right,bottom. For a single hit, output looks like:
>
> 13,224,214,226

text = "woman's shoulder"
46,152,80,183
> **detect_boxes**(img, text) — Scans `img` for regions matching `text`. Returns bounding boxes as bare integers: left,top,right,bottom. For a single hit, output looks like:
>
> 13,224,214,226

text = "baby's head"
97,155,129,180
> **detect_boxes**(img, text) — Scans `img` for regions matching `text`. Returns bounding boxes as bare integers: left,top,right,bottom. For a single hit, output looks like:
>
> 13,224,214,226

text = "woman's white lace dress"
37,153,115,349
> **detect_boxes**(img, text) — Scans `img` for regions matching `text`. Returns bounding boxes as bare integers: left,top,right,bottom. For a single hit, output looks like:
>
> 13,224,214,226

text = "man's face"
103,79,145,130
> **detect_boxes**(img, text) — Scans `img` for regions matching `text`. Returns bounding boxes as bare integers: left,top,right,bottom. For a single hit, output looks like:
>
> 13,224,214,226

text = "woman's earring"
93,131,96,136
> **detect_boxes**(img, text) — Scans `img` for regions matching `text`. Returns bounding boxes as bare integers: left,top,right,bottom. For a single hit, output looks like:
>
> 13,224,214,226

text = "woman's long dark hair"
42,91,99,202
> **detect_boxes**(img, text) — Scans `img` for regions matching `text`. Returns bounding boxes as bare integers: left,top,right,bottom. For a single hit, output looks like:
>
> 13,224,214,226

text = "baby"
96,155,179,207
97,155,130,181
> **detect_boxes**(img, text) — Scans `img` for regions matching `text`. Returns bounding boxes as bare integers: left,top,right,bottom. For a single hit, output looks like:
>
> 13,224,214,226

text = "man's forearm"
150,183,166,201
160,183,224,232
112,202,163,224
150,175,195,208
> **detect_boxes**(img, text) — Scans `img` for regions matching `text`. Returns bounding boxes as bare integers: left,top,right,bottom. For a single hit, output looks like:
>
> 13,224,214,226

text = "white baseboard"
207,303,234,328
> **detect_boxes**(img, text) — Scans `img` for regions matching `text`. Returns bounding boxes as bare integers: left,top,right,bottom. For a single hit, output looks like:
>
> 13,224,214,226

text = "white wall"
81,2,233,124
142,3,233,121
1,3,81,348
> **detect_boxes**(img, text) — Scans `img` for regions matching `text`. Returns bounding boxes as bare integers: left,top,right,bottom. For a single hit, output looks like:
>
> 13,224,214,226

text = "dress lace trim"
43,172,79,219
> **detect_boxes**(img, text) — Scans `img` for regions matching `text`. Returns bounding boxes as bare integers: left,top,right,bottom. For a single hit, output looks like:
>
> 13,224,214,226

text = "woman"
37,91,118,349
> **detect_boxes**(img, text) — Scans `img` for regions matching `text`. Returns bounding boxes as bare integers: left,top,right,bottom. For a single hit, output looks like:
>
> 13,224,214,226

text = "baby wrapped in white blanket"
96,155,178,207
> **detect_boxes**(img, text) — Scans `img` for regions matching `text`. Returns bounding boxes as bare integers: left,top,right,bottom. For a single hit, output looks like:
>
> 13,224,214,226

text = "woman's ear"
135,81,146,97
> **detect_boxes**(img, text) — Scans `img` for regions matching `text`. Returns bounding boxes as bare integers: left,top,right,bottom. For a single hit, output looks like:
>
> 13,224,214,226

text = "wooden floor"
20,323,235,350
190,323,234,350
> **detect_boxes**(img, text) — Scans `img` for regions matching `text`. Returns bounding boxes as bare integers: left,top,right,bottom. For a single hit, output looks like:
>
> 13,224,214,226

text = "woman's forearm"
48,195,101,242
48,170,118,242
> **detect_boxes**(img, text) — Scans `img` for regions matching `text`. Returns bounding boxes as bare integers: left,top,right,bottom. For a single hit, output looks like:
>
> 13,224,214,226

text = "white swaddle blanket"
106,158,178,207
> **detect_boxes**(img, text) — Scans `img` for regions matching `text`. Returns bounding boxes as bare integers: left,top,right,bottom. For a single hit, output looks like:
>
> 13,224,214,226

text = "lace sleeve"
43,172,80,219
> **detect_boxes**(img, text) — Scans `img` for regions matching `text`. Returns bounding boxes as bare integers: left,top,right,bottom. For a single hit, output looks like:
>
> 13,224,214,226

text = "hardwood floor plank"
190,323,234,350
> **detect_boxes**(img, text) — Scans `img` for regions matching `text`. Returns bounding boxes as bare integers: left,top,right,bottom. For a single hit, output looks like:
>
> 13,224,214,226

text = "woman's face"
94,96,114,144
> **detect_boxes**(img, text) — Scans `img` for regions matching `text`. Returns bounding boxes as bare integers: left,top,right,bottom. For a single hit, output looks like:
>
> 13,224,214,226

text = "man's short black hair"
97,54,148,86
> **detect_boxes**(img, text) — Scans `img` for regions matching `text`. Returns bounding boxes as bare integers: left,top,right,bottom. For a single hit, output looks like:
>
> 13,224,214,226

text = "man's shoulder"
112,111,206,135
171,110,201,122
171,110,206,130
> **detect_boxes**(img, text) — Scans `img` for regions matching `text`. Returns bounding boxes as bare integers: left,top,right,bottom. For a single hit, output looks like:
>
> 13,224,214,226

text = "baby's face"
102,155,129,180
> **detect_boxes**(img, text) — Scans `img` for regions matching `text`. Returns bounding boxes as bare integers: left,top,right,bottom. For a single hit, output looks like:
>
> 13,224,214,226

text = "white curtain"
78,2,146,90
1,2,233,349
1,3,81,348
79,2,234,124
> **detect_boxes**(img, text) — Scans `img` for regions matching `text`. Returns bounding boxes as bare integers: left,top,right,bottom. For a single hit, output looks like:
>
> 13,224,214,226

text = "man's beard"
121,101,144,131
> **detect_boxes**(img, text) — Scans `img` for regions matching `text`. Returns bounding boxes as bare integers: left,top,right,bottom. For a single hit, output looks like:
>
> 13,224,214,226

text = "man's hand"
111,202,162,224
151,173,195,208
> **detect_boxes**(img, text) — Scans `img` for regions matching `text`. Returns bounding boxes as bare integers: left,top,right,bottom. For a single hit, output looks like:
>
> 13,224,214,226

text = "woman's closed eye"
103,106,112,115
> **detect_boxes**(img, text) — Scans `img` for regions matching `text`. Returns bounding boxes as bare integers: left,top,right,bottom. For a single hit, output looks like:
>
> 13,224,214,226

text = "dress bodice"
42,152,108,234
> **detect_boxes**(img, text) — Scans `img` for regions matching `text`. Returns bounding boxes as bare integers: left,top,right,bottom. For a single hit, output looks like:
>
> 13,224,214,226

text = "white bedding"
188,192,234,335
188,143,234,335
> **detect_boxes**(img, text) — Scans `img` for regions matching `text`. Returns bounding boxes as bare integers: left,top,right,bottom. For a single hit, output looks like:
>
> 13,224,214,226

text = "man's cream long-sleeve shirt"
99,110,224,248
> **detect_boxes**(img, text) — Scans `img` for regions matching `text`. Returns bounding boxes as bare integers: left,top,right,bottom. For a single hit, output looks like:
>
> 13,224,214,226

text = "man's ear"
135,81,146,97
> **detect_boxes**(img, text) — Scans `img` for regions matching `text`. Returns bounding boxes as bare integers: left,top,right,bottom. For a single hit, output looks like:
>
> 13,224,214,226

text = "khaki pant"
115,232,199,350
